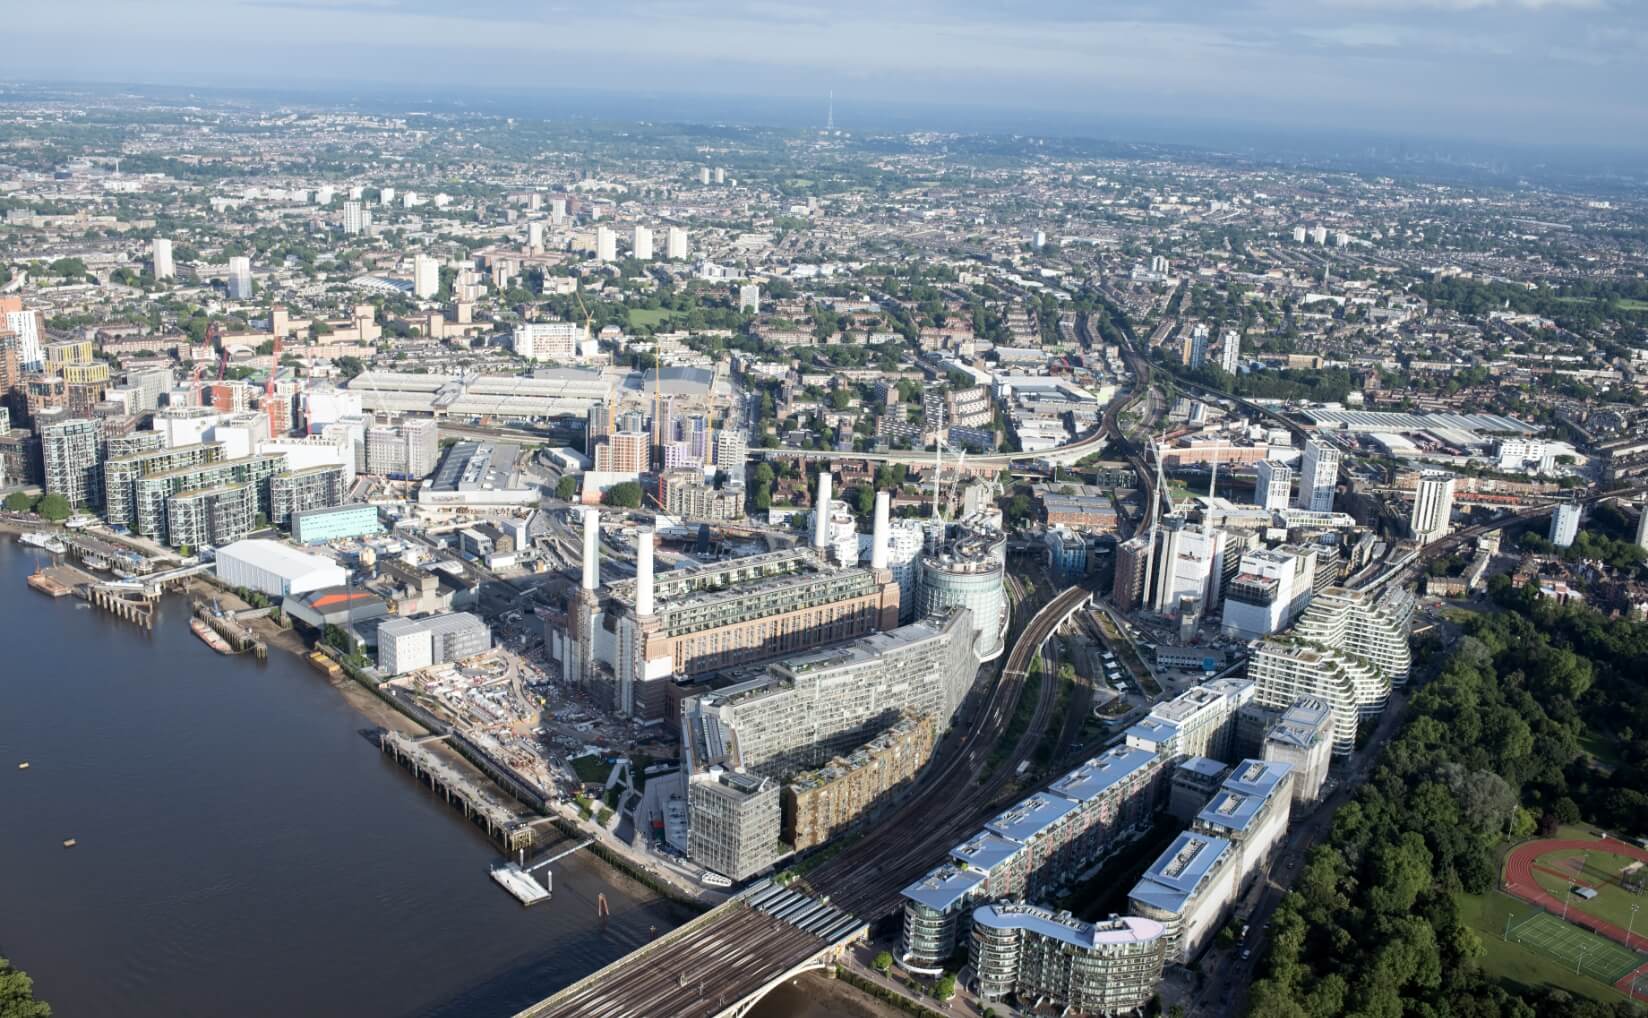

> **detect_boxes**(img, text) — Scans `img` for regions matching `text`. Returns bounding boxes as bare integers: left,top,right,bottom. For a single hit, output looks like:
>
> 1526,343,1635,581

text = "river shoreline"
4,521,699,909
0,538,697,1018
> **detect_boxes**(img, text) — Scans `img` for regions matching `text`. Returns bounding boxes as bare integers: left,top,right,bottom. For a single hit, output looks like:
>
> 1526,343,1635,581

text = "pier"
490,863,552,906
191,601,268,659
377,729,535,852
87,584,159,629
26,568,73,598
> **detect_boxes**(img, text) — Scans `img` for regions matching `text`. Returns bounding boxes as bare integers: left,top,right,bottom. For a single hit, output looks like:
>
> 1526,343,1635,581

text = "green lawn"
569,753,613,785
1456,891,1624,1004
1617,299,1648,312
627,307,678,328
1577,731,1622,772
1528,847,1648,935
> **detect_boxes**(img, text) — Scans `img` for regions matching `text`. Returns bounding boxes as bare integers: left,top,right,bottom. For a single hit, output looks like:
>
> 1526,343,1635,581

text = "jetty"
377,729,535,852
27,569,72,598
87,583,158,628
190,600,267,659
490,863,552,906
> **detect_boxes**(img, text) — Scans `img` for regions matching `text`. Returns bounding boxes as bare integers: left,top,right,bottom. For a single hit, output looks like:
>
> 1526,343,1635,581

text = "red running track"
1502,837,1648,1002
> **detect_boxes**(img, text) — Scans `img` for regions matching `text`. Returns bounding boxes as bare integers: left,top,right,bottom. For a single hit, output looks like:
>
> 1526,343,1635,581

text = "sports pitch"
1507,910,1644,985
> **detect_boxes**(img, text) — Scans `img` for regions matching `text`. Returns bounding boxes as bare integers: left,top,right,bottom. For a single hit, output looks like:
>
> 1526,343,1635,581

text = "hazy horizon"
9,0,1647,154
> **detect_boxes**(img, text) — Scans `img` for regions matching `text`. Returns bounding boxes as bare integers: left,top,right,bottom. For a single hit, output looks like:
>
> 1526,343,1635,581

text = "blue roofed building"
1192,758,1293,892
984,792,1083,893
1046,745,1167,863
950,831,1029,900
899,745,1171,974
899,863,988,974
1125,678,1254,764
1126,831,1239,962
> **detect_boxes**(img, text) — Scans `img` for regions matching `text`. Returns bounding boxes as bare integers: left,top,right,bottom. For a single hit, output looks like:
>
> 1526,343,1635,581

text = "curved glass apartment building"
970,905,1166,1015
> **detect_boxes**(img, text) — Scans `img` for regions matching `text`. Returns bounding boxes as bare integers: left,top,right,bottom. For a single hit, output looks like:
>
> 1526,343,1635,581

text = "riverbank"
8,526,703,907
749,970,909,1018
177,570,713,911
0,539,696,1018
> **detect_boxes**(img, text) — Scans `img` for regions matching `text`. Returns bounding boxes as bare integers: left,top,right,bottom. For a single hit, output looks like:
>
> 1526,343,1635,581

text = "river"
0,541,691,1018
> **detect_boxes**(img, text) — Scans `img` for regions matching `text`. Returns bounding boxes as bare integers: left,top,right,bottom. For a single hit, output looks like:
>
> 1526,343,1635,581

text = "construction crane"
572,284,596,343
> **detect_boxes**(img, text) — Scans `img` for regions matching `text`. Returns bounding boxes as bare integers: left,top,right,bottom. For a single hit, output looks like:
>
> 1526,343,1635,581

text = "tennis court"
1508,910,1644,985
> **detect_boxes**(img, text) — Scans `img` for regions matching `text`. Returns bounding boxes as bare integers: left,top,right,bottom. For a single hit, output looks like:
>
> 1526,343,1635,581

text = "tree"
0,956,52,1018
872,950,892,974
1003,493,1032,529
3,492,35,513
47,256,86,279
322,624,353,654
555,475,578,500
601,482,642,509
933,973,956,1001
35,494,71,522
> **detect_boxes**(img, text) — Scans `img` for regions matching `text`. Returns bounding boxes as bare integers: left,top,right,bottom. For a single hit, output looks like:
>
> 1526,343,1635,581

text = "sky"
10,0,1648,150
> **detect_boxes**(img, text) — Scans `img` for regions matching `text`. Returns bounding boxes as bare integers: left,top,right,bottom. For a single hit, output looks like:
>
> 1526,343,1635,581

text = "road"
1076,309,1159,536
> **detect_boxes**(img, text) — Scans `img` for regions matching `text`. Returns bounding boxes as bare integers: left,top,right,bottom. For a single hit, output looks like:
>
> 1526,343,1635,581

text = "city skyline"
8,0,1648,151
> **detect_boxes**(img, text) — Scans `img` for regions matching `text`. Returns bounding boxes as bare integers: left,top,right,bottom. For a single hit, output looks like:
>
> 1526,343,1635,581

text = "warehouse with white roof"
214,539,348,597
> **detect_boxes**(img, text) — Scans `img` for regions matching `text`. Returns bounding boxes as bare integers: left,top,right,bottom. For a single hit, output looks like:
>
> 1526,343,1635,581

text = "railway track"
1079,309,1157,536
804,582,1091,920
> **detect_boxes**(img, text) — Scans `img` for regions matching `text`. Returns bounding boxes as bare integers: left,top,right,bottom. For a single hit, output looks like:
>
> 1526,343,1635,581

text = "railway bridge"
514,880,866,1018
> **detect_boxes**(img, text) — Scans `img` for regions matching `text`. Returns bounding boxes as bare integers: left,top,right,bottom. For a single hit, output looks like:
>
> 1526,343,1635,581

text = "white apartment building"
632,225,653,260
1148,516,1227,614
1219,330,1240,374
666,226,689,260
595,226,617,262
1128,831,1239,963
412,254,439,300
1249,585,1413,754
343,200,369,235
152,238,175,280
1253,460,1291,512
1221,546,1316,640
1410,470,1456,545
1261,699,1334,807
227,256,253,300
1124,678,1255,764
513,321,593,362
1191,759,1294,893
1296,440,1340,513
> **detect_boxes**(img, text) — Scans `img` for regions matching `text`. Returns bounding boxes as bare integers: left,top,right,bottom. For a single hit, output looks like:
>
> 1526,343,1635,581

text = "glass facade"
291,503,384,544
969,906,1166,1015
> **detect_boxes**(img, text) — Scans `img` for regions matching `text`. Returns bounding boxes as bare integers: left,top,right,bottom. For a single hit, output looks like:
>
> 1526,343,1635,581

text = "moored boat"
190,617,234,654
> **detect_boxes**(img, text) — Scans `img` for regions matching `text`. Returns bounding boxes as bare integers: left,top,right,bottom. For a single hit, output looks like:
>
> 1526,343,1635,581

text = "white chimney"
871,490,891,570
636,528,655,617
813,471,832,549
581,507,600,590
